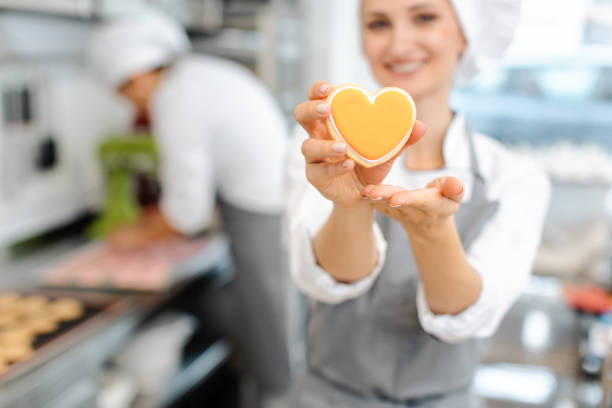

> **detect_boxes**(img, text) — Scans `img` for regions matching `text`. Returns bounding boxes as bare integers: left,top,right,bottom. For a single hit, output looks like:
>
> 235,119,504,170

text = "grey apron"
290,127,499,407
217,200,292,395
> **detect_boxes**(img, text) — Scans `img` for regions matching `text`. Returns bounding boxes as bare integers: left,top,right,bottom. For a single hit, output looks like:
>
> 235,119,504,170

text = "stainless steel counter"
0,293,144,408
477,276,602,407
0,233,233,408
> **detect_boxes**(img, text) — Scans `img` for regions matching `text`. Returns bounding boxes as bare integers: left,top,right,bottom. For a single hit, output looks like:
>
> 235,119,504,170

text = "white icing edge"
328,85,417,165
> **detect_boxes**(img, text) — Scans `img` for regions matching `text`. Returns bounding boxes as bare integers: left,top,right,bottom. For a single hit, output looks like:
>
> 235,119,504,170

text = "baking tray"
0,288,133,382
39,234,230,294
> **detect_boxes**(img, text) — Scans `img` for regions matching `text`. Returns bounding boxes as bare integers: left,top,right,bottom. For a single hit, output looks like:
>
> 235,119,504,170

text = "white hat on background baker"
87,11,191,88
450,0,523,84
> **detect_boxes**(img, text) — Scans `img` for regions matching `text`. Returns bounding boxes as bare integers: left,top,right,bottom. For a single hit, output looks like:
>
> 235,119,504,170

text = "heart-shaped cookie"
326,84,416,168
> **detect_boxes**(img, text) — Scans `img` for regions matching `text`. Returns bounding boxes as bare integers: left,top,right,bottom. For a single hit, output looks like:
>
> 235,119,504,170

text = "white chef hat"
450,0,523,84
87,11,191,88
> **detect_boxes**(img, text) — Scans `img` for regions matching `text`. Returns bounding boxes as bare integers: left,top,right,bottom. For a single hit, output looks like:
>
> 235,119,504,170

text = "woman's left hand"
361,177,464,234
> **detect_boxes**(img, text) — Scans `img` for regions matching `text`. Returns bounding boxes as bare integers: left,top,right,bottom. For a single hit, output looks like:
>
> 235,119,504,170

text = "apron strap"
464,121,487,199
377,119,489,232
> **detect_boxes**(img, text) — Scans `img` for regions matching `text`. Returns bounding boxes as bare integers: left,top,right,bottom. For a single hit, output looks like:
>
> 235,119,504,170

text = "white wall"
506,0,587,63
0,12,131,247
299,0,378,93
0,11,91,57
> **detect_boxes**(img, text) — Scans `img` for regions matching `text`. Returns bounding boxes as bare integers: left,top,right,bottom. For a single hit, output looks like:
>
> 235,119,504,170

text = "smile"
387,62,425,75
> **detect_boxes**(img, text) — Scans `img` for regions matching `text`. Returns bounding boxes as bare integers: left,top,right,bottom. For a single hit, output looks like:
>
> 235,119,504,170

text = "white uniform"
88,12,293,400
151,55,287,234
286,114,551,344
150,55,292,396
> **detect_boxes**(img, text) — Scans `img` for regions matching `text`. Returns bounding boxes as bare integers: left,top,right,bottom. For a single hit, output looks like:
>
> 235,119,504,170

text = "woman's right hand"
294,81,426,208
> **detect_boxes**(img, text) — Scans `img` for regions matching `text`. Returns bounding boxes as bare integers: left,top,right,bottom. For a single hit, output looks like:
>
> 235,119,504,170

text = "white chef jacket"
286,114,551,343
150,55,288,234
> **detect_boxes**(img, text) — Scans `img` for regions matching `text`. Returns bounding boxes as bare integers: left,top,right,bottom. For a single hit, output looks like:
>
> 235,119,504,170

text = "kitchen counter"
0,232,233,408
477,275,603,407
0,292,143,408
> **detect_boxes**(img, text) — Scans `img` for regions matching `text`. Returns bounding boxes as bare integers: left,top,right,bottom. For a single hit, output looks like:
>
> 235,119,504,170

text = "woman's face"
361,0,466,100
118,70,162,121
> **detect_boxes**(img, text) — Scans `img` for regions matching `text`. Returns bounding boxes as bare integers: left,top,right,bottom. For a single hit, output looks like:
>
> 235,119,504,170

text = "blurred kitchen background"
1,0,612,407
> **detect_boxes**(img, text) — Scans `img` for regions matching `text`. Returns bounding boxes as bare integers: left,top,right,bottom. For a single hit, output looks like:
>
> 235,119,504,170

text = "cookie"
0,313,19,327
0,326,35,345
18,295,49,313
0,344,33,363
21,317,58,335
49,298,84,321
326,84,416,168
0,293,20,306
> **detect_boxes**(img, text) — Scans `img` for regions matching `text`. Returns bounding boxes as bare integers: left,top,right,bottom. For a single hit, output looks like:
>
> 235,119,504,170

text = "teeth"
390,62,423,74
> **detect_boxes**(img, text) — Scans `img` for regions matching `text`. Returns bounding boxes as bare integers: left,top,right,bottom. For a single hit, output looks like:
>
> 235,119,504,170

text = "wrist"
329,201,375,234
333,199,374,216
403,215,456,244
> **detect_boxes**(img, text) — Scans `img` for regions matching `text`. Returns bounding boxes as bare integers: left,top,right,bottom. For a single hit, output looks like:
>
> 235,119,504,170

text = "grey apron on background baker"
217,200,292,398
290,127,500,407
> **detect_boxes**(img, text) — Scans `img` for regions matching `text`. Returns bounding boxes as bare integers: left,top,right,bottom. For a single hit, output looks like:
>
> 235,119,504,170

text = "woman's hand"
361,177,464,236
363,177,483,316
107,206,179,252
294,80,426,208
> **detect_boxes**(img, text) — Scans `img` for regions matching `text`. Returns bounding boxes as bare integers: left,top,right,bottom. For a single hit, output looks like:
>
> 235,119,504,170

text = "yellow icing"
330,88,414,161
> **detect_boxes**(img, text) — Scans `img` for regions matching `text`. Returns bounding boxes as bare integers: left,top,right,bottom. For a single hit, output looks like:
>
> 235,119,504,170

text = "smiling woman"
361,0,466,102
286,0,551,406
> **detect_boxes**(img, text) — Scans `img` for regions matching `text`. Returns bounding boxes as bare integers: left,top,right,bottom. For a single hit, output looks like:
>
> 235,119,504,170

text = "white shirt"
151,55,288,234
286,114,551,344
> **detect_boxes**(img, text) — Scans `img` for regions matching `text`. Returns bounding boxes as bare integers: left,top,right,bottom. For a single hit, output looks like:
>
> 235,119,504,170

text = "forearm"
313,201,378,283
405,216,482,315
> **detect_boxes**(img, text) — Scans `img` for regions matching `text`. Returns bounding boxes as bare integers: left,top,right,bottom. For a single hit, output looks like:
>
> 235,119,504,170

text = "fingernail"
320,84,330,94
333,143,346,153
390,204,401,208
316,103,330,114
341,159,352,168
370,196,383,201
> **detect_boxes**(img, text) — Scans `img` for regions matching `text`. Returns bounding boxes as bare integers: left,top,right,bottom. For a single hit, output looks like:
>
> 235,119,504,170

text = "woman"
88,12,292,405
287,0,550,406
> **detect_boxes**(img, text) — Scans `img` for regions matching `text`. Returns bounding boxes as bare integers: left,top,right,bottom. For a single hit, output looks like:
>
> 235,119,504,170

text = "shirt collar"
390,113,476,201
442,113,472,172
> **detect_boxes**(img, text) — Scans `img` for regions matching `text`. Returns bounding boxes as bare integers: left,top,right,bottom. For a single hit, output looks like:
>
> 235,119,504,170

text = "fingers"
361,184,405,201
387,122,424,164
307,81,333,101
294,81,334,136
306,159,355,186
405,121,427,147
428,177,464,203
302,138,348,164
294,100,331,135
386,178,463,210
362,184,434,208
386,189,431,209
381,121,427,168
363,185,445,210
439,177,464,202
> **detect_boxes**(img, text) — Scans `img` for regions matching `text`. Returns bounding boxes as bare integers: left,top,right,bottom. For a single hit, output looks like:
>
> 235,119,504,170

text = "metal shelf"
161,339,232,407
0,1,94,18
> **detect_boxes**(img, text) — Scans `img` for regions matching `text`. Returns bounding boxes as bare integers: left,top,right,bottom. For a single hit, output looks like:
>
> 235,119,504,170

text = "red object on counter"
564,284,612,314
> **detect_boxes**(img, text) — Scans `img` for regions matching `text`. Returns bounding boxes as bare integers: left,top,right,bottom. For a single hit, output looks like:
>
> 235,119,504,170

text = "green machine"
87,134,159,238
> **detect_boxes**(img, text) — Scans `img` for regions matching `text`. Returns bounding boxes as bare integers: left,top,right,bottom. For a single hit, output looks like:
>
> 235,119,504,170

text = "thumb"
437,177,464,203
